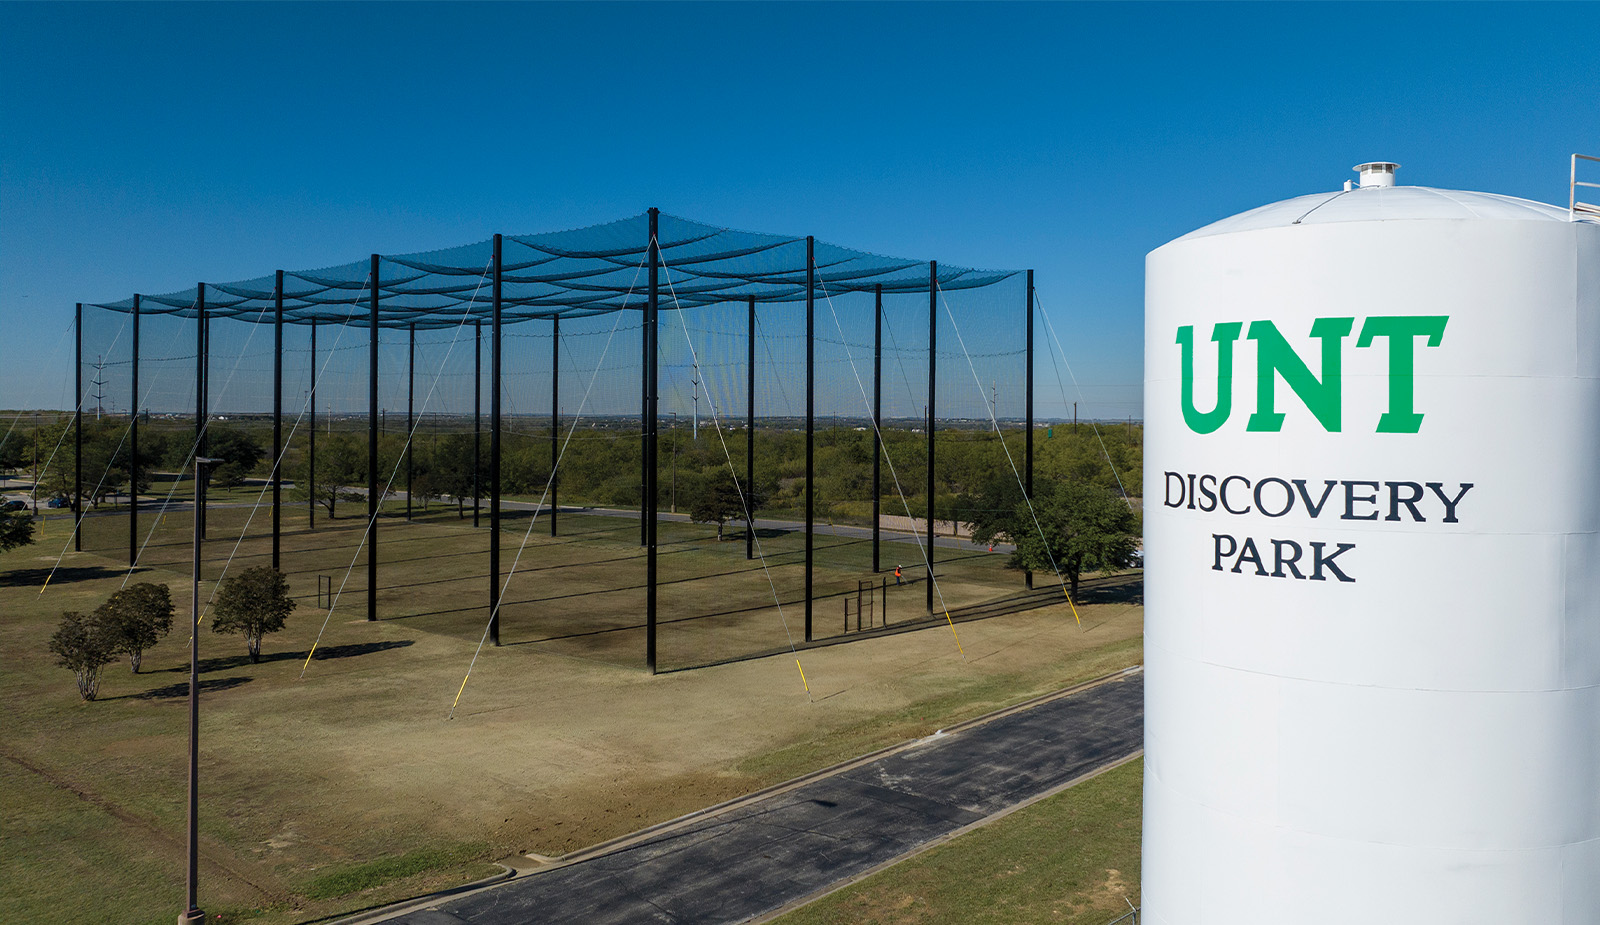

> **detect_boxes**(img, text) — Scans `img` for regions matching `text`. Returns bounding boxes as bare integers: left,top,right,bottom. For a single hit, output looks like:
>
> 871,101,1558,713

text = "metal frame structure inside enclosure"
80,209,1034,673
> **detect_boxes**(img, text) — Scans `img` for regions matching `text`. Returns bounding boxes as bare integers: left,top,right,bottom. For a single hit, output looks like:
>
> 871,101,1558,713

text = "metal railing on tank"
1572,153,1600,221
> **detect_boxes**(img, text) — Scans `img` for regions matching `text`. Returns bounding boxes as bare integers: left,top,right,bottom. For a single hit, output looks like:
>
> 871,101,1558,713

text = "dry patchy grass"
3,505,1142,923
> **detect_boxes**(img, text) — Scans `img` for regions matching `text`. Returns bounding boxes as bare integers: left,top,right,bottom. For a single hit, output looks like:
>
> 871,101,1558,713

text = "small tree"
49,611,118,701
686,466,767,541
204,426,266,488
210,566,296,663
291,433,364,519
427,434,483,518
0,510,35,553
962,477,1139,597
96,582,175,673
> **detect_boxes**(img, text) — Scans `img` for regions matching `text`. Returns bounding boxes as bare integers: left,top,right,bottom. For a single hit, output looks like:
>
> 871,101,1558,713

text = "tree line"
4,417,1142,592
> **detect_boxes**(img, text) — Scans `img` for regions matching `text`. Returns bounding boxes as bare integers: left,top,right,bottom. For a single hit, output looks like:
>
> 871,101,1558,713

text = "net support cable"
448,253,646,718
187,304,362,623
127,298,281,595
1035,292,1134,509
935,282,1082,627
37,312,144,592
33,312,132,582
660,252,812,699
302,263,491,675
0,315,76,459
813,279,965,659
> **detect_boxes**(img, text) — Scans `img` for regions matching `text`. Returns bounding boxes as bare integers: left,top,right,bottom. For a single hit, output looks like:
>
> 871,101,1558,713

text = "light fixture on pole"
180,456,221,925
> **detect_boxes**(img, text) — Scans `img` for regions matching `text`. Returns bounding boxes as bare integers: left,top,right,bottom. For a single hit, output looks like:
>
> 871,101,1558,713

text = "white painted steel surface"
1142,183,1600,923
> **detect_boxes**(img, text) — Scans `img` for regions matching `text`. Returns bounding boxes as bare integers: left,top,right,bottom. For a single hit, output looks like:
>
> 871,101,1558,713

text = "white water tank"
1142,175,1600,923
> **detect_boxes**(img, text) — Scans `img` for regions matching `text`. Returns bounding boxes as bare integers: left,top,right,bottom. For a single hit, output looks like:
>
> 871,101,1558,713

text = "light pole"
669,411,678,514
181,457,220,925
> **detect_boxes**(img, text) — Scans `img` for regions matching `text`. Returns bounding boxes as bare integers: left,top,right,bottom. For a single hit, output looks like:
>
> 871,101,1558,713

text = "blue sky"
2,1,1596,419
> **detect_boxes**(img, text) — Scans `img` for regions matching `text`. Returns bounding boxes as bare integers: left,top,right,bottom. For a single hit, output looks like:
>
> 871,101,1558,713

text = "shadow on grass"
155,639,416,675
0,565,122,588
120,676,254,700
1075,573,1143,608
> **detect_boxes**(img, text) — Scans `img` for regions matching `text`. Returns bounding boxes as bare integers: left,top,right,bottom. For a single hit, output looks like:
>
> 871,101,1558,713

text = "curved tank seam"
1290,189,1357,225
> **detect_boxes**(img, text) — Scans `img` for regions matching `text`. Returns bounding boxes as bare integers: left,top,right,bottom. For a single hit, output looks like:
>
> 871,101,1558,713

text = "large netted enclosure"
63,210,1060,673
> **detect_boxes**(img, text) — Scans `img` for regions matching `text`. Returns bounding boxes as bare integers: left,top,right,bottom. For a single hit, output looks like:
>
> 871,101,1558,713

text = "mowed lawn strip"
768,758,1143,925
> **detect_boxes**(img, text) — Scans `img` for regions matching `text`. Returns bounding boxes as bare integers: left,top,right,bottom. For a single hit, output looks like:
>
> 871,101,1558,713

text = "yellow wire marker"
1064,587,1083,627
941,609,966,658
795,659,811,698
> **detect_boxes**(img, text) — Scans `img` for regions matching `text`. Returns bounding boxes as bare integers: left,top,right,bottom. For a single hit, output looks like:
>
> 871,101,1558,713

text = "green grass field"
3,500,1143,924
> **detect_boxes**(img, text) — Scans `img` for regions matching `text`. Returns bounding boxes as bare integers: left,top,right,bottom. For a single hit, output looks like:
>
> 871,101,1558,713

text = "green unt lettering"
1177,314,1448,434
1357,316,1449,433
1177,322,1243,434
1247,317,1353,432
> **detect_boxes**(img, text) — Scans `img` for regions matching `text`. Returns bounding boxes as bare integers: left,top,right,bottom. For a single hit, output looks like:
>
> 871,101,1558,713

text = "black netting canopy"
89,212,1018,329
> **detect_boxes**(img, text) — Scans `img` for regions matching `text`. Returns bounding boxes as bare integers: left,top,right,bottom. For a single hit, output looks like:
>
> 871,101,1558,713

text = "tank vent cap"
1354,162,1400,188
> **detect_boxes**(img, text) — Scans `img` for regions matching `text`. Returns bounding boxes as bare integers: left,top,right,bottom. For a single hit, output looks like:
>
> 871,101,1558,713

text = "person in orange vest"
894,565,903,586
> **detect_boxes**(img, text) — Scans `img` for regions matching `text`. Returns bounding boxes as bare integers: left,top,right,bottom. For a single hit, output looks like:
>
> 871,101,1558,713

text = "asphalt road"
374,670,1144,925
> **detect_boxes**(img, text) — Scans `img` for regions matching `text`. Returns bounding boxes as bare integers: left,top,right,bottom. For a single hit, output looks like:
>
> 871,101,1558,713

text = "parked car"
46,496,68,509
2,499,25,512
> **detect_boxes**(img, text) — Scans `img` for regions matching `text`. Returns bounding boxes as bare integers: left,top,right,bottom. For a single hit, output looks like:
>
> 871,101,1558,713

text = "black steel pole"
490,235,502,645
473,320,481,528
646,208,659,673
872,284,882,574
129,293,139,568
73,303,82,551
640,295,650,547
406,323,414,522
308,321,317,531
273,271,283,571
1024,270,1034,590
805,236,815,641
195,295,205,541
367,254,379,622
550,314,559,537
927,262,937,614
198,288,209,540
180,458,212,925
746,295,755,562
